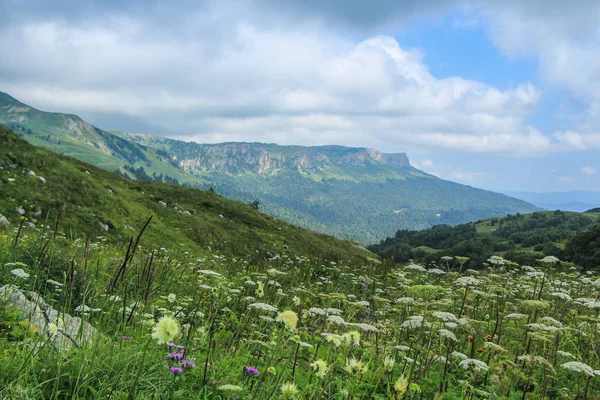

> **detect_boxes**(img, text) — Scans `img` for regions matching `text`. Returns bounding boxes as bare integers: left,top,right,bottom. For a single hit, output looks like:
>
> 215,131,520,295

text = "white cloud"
0,5,554,155
451,170,485,182
581,166,597,175
0,0,599,157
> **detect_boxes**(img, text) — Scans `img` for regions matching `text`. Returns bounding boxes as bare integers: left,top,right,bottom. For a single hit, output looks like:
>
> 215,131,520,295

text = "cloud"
0,0,599,156
582,166,597,175
451,170,486,182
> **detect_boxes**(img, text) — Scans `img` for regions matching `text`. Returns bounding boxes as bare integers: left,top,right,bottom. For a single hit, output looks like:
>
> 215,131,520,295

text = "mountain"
369,209,600,269
505,190,600,212
0,92,202,186
0,124,372,262
0,91,538,242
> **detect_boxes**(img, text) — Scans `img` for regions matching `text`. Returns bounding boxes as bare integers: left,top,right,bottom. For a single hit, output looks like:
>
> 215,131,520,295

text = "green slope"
112,131,539,242
0,92,202,186
0,125,373,263
0,91,539,243
370,210,600,269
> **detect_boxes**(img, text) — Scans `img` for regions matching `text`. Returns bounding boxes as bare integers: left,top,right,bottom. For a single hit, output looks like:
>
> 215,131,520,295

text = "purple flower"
181,360,196,368
176,345,185,350
122,336,131,341
169,366,183,375
167,342,177,348
244,366,260,376
168,352,184,360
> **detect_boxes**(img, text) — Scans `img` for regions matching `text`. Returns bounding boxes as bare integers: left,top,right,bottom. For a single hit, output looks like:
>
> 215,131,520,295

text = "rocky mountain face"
0,91,539,242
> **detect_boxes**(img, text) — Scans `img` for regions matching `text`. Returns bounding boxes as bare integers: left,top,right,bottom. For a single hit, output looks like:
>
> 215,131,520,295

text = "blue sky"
1,0,599,192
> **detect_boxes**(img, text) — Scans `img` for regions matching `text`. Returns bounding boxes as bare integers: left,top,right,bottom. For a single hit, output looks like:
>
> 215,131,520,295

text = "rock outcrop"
0,285,102,351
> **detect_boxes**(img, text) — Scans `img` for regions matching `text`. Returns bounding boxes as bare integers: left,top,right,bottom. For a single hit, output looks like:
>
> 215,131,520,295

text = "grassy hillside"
113,131,539,243
0,92,203,186
1,91,539,243
370,210,600,270
0,125,372,263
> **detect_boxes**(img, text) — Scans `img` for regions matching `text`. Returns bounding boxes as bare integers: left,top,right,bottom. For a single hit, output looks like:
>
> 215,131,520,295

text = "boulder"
0,215,9,226
158,201,167,207
16,207,25,216
98,222,109,231
28,170,36,176
38,176,46,184
0,285,102,351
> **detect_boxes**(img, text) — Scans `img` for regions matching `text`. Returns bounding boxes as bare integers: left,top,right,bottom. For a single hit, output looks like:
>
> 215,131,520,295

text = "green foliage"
0,125,371,264
0,92,539,243
371,210,600,270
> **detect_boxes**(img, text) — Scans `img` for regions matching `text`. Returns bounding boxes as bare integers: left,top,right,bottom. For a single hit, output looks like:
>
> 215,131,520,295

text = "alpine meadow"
1,1,600,400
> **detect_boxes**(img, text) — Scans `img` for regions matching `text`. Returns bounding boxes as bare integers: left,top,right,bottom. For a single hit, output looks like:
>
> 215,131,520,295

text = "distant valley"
0,91,538,242
506,190,600,212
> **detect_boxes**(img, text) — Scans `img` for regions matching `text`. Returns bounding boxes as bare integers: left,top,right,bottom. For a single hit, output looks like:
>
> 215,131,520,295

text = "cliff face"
175,143,411,175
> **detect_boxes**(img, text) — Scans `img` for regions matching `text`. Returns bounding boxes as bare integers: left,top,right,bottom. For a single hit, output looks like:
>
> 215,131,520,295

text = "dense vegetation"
2,203,600,398
370,211,600,270
0,126,372,264
0,91,539,243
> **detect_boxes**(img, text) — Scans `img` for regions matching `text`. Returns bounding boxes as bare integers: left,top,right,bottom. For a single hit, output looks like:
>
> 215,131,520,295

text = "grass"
1,124,599,399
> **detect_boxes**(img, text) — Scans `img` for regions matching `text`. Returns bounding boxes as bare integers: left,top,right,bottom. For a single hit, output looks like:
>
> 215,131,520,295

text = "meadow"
1,219,599,399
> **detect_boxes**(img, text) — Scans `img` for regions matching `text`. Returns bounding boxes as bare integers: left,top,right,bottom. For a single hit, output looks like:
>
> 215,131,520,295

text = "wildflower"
167,293,176,303
248,302,278,313
431,311,458,323
342,331,360,346
394,376,409,396
560,361,595,376
244,366,260,376
277,310,298,330
181,360,196,368
344,358,368,375
383,355,395,372
504,313,528,320
322,333,342,347
168,352,184,360
437,329,458,342
11,268,29,279
280,382,299,398
310,359,328,378
459,359,489,373
217,384,244,392
151,316,181,344
169,366,183,375
122,336,131,341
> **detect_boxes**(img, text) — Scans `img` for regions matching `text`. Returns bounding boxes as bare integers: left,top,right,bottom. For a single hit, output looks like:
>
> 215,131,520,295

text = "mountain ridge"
0,91,539,242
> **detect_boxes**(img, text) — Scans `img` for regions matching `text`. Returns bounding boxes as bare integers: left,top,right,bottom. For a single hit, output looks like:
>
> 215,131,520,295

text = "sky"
1,0,599,192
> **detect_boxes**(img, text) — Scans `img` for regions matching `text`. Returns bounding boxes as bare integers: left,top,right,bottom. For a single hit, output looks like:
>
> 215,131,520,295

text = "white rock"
16,207,25,216
219,214,224,219
38,176,46,184
0,215,9,226
0,285,102,351
98,222,109,231
85,170,91,175
28,170,36,176
33,210,42,217
158,201,167,207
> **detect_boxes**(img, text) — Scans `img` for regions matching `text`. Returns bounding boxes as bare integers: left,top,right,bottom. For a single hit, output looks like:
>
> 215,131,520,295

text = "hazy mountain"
506,190,600,212
1,91,539,242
